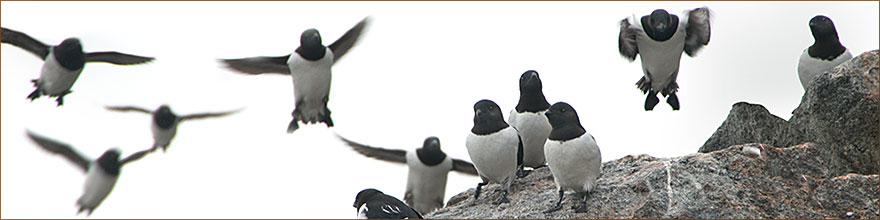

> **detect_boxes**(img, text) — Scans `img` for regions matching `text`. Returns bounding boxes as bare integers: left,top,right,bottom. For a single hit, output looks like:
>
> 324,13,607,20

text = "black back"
154,105,178,129
294,29,327,61
471,99,509,135
545,102,586,141
807,15,847,60
354,188,423,219
95,149,121,176
53,38,86,70
641,9,679,42
416,136,447,166
515,70,551,113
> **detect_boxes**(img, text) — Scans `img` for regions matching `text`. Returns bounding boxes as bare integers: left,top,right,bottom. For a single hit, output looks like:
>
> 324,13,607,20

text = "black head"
515,70,551,113
54,38,86,70
471,99,509,135
154,105,178,129
807,15,846,60
353,188,382,208
295,28,327,61
544,102,586,141
416,136,447,166
641,9,679,41
809,15,839,41
96,149,121,176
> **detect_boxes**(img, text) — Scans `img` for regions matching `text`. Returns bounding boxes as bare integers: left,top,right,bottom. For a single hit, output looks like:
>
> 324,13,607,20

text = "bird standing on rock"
466,99,523,205
542,102,601,213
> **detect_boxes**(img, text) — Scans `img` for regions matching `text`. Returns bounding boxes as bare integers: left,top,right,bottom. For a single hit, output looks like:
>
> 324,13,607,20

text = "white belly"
544,133,601,193
151,120,178,148
797,48,853,89
39,51,83,96
405,150,451,214
508,109,551,167
465,127,519,183
78,163,119,213
288,48,334,123
636,26,686,91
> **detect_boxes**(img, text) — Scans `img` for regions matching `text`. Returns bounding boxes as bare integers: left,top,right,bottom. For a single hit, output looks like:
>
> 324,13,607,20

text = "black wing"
336,134,407,164
328,17,370,63
25,131,90,172
219,55,291,75
85,51,154,65
104,105,153,114
684,7,711,57
451,158,479,176
368,195,423,219
119,147,153,165
618,18,640,61
1,27,50,59
180,108,242,121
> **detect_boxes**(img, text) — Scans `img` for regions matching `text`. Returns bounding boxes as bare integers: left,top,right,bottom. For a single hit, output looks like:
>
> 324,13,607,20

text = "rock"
699,102,806,153
790,50,879,176
427,143,879,219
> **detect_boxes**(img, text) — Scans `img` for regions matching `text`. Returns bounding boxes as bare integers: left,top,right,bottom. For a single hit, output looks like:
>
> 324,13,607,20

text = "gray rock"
427,143,878,219
699,102,806,153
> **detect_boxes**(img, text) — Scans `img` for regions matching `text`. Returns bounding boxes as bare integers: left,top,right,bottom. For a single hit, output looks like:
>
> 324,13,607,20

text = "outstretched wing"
336,134,406,164
180,108,242,121
1,27,50,59
25,130,90,172
85,52,154,65
104,105,153,114
684,7,711,57
618,18,640,61
451,158,479,176
328,17,370,63
219,55,291,75
119,147,153,165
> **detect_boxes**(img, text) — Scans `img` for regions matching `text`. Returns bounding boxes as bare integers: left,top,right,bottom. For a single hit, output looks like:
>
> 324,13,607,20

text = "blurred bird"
104,105,241,152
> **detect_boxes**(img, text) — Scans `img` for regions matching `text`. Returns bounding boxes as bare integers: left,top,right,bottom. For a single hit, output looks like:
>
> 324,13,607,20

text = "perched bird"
353,188,423,219
618,7,711,111
508,70,552,173
219,17,370,133
797,15,853,90
104,105,241,152
338,135,478,214
1,27,154,106
25,130,153,216
542,102,602,213
466,99,523,205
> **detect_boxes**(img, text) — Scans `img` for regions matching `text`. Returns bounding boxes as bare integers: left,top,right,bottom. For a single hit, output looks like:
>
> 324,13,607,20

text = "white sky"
1,1,877,219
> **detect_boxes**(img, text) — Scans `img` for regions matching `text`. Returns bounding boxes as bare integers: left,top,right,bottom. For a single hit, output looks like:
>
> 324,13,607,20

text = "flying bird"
25,130,153,216
542,102,602,213
353,188,423,219
338,135,477,214
219,17,370,133
1,27,154,106
618,7,711,111
797,15,853,90
104,104,241,152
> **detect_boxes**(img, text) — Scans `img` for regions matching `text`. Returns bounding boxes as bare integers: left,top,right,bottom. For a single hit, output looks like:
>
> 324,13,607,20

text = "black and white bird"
542,102,602,213
353,188,423,219
219,17,369,133
338,135,478,214
797,15,853,90
508,70,552,173
104,105,241,152
1,27,154,106
25,130,153,216
618,7,711,111
466,99,523,205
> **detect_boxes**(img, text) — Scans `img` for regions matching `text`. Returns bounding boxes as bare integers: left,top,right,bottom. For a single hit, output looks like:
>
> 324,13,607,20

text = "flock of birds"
2,5,857,218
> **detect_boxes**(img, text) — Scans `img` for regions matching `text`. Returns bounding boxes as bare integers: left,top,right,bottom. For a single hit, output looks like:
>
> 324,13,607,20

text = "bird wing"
336,134,407,164
119,147,154,165
104,105,153,114
683,7,711,57
180,108,242,121
25,131,90,172
451,158,479,176
618,18,641,61
218,55,291,75
1,27,51,59
85,51,154,65
328,17,370,63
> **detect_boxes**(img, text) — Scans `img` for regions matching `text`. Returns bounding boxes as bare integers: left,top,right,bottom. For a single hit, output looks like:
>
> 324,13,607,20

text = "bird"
25,130,153,216
104,104,241,152
353,188,423,219
219,17,370,133
508,70,552,174
618,7,711,111
541,102,602,213
466,99,523,205
797,15,853,90
337,135,478,214
1,27,154,106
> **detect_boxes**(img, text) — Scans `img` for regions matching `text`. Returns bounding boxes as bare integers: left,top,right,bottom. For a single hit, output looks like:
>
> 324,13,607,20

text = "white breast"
635,25,687,92
465,127,519,183
797,48,853,89
404,150,452,214
77,163,119,213
508,109,551,167
151,120,179,149
288,48,334,123
544,133,601,193
39,50,84,96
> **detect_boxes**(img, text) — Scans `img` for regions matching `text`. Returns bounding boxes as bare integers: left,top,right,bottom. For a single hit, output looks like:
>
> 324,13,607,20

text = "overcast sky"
2,1,878,219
